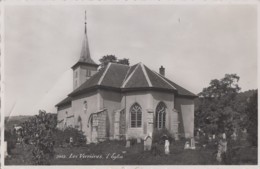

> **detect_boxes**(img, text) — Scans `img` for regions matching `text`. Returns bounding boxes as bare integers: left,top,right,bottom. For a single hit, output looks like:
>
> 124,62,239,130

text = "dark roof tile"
124,64,149,88
144,65,174,90
101,63,129,88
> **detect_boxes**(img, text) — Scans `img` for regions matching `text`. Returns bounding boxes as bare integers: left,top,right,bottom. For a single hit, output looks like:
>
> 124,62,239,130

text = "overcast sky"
4,4,258,117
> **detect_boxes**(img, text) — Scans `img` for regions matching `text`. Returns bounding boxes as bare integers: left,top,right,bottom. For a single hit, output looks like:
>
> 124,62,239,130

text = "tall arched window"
155,102,167,129
130,103,142,128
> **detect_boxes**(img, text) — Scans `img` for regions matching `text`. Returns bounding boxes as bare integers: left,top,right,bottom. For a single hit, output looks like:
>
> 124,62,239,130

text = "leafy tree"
195,74,241,137
246,91,257,146
21,110,57,165
99,55,129,68
118,58,130,66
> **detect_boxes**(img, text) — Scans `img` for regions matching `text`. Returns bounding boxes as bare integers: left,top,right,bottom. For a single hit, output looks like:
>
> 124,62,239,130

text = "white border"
1,0,259,169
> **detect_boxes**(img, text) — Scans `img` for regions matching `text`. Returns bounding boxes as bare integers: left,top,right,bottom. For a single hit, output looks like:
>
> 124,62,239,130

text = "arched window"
130,103,142,128
83,100,88,111
155,102,167,129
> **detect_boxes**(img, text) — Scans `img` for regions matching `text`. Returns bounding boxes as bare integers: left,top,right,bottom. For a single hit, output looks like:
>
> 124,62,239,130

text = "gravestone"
69,137,73,146
222,133,226,139
184,141,190,149
190,137,196,149
144,135,152,151
164,140,170,155
216,139,228,162
126,140,130,148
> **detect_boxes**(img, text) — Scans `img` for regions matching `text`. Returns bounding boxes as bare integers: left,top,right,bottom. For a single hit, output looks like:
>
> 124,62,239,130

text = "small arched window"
155,102,167,129
130,103,142,128
83,100,88,111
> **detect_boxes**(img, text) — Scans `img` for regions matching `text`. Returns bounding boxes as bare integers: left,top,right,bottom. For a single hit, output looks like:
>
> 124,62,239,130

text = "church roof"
56,96,72,107
68,62,197,98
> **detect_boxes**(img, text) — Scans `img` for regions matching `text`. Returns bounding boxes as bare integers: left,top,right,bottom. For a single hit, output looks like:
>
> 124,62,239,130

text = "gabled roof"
67,62,197,98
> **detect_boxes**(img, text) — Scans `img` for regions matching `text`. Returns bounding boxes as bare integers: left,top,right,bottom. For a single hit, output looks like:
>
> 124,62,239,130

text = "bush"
20,110,57,165
53,127,86,147
4,130,17,155
152,128,173,145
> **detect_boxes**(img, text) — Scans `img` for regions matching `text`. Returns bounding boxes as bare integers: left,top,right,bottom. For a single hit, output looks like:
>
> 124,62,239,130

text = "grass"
5,139,257,165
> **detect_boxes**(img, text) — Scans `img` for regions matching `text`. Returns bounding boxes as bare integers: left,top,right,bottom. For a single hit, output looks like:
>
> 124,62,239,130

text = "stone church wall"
124,91,151,139
100,90,122,139
175,97,194,138
151,91,175,132
57,104,72,129
71,91,99,140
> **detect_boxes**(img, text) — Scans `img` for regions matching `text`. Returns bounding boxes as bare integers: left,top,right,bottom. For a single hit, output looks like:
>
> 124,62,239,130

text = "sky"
4,4,258,117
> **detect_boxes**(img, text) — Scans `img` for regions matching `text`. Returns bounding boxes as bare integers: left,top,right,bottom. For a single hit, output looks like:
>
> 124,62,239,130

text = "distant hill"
5,115,33,131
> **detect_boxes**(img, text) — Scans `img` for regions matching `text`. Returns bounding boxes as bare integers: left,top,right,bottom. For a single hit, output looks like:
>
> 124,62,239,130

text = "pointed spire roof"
72,11,99,69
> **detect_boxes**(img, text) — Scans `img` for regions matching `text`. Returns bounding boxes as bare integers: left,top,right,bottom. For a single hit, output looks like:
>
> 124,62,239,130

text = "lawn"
5,139,257,165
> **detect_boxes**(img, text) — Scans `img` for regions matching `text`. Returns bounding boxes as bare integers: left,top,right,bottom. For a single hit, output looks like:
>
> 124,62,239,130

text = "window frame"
155,102,167,129
130,103,142,128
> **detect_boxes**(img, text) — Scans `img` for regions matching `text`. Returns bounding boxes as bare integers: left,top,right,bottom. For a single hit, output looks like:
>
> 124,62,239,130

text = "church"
56,17,197,144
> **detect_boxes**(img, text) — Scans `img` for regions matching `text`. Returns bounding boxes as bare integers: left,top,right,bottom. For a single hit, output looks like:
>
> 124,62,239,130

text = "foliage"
195,74,241,137
20,110,57,165
245,91,258,146
53,127,86,147
152,128,173,144
99,55,129,68
4,129,17,155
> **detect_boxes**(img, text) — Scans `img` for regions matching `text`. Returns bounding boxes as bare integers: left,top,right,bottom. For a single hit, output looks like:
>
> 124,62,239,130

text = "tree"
118,58,130,66
21,110,57,165
195,74,241,137
99,55,129,68
246,91,257,146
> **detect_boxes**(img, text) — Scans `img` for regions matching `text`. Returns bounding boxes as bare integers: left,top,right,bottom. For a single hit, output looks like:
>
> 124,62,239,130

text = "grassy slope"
5,140,257,165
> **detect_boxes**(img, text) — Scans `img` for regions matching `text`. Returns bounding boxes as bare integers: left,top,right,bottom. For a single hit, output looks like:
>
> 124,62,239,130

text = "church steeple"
72,12,99,90
78,11,98,66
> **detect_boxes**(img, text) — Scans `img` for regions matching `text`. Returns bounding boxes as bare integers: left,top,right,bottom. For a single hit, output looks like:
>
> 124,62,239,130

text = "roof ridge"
121,63,140,88
110,62,130,67
98,62,112,85
140,63,152,87
151,69,177,90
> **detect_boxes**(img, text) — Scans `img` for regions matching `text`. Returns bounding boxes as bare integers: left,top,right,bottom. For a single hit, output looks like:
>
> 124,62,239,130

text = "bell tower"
71,11,99,90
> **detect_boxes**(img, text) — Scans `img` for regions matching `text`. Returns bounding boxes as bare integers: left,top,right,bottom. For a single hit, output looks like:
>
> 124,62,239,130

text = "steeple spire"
84,10,87,34
77,11,98,66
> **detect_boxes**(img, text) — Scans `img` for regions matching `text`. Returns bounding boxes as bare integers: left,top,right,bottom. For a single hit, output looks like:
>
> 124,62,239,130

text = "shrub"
152,128,173,145
20,110,57,165
53,127,86,147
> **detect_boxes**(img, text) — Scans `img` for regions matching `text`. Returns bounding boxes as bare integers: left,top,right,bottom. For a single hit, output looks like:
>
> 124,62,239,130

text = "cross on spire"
84,10,87,34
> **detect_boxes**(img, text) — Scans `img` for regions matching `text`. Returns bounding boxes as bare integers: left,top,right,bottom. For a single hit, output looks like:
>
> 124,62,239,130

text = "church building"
56,17,197,143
